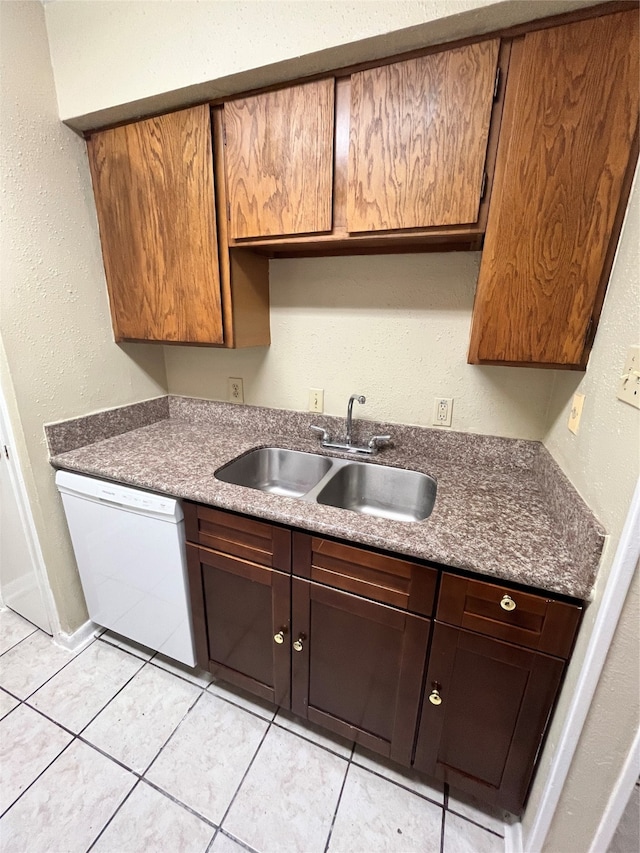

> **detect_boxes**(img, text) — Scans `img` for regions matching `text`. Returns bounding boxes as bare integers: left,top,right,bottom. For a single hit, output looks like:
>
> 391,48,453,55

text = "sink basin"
216,447,437,522
215,447,333,497
316,462,437,522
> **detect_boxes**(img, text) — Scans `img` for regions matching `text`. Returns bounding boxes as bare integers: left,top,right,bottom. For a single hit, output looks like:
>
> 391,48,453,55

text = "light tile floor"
0,607,510,853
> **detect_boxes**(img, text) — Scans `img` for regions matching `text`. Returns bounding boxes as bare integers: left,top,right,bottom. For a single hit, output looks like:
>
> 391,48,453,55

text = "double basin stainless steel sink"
215,447,437,523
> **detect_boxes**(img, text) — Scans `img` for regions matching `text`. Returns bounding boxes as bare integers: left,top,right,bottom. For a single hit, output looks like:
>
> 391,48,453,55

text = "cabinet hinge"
222,123,227,146
493,66,501,100
227,201,231,221
480,172,487,200
3,445,8,460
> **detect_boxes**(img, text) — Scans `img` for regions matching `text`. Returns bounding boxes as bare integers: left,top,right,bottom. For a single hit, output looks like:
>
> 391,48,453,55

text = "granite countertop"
46,396,605,600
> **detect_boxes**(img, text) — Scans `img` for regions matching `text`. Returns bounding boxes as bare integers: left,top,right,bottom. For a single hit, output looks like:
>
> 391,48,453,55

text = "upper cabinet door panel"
347,40,500,233
87,106,223,344
469,11,640,367
224,79,335,239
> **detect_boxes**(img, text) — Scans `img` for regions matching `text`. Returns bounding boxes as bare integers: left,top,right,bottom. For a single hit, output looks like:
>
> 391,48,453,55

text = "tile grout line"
5,627,509,849
0,736,77,821
15,634,100,704
209,828,261,853
76,658,156,739
347,755,446,809
322,745,355,853
136,777,219,830
138,686,206,777
210,714,277,845
84,776,142,853
0,625,39,658
446,807,506,839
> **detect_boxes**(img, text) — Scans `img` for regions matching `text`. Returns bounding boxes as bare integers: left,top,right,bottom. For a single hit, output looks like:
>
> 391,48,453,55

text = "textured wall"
0,0,168,632
522,170,640,852
44,0,602,130
165,252,556,439
6,1,638,848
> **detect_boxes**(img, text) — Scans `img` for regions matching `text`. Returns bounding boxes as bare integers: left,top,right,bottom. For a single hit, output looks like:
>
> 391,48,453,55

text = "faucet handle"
310,425,330,444
367,434,392,451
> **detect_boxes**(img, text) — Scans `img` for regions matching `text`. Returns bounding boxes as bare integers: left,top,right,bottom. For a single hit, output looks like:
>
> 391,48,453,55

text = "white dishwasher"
56,470,196,666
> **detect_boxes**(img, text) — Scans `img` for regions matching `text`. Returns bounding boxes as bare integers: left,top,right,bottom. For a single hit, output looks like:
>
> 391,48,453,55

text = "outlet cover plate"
568,393,585,434
228,377,244,403
433,397,453,427
617,345,640,410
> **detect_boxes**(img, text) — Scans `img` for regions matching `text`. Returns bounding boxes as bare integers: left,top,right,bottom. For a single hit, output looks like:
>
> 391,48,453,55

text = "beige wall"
522,170,640,852
4,0,638,849
0,0,168,633
166,252,556,439
44,0,601,131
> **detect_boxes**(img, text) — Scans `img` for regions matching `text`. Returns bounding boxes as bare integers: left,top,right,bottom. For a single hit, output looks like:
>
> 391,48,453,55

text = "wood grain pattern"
87,106,224,344
211,108,271,348
347,40,499,232
224,79,335,239
468,10,640,367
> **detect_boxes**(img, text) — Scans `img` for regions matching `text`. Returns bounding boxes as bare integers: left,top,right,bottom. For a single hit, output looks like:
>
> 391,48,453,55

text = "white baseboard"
53,619,98,652
504,820,524,853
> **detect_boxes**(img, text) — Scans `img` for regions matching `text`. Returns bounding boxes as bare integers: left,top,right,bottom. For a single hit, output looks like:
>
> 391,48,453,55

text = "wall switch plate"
308,388,324,413
617,345,640,410
228,377,244,403
433,397,453,427
567,393,585,434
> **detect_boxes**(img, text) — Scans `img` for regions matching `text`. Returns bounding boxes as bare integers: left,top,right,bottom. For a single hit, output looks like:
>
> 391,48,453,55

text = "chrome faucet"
310,393,392,456
346,394,366,445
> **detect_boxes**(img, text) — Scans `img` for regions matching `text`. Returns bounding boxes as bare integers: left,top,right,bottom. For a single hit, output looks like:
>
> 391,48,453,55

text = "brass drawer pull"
500,594,516,612
429,689,442,706
293,635,305,652
273,630,286,645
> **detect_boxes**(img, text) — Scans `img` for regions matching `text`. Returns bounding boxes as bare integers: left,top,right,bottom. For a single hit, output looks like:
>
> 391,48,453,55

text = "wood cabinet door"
413,623,564,815
224,79,335,239
186,543,291,707
87,106,224,345
468,10,639,368
347,39,500,233
291,577,430,765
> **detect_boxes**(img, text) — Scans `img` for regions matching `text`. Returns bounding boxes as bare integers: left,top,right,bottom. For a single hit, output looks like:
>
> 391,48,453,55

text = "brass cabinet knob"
500,594,517,612
293,636,304,652
273,630,285,645
429,689,442,706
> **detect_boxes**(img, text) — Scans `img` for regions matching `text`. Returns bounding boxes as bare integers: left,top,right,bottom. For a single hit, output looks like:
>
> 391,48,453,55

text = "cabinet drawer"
437,574,581,658
293,533,436,617
184,503,291,571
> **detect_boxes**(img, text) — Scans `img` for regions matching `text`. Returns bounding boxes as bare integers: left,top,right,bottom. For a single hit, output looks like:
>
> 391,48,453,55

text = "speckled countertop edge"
46,396,605,600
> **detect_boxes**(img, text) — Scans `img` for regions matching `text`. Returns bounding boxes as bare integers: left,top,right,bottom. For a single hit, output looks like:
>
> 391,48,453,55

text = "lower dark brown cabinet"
413,622,565,814
186,543,291,707
183,502,580,816
291,577,430,765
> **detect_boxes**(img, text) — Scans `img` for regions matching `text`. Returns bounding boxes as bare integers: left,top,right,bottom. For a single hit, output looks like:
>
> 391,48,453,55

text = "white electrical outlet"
433,397,453,427
228,377,244,403
617,345,640,410
308,388,324,413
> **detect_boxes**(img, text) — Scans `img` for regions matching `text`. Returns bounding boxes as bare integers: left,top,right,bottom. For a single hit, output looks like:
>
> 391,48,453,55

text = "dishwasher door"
56,472,196,666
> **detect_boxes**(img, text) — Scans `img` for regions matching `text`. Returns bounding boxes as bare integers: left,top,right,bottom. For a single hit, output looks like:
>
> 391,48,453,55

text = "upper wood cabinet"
223,79,335,239
468,10,639,369
87,106,270,348
87,106,224,344
347,40,500,232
